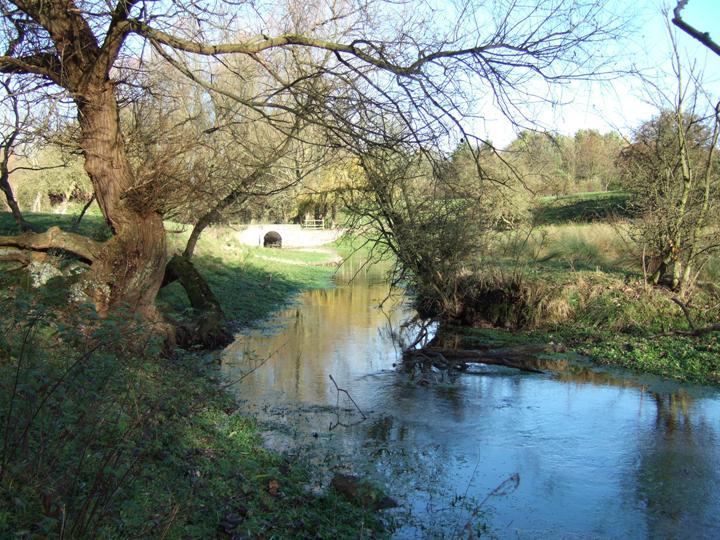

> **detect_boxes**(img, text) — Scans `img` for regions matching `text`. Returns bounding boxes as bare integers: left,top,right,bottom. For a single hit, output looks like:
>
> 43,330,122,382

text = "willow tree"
0,0,621,339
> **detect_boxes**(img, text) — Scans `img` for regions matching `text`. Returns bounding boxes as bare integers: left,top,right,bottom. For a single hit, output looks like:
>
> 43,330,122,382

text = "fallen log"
404,345,554,374
652,323,720,338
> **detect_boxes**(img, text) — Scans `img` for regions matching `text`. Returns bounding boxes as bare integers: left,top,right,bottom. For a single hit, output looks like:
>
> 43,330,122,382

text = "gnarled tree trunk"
75,82,168,320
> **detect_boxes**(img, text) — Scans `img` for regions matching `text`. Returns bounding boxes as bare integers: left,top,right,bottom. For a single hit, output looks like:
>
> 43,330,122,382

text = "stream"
221,262,720,539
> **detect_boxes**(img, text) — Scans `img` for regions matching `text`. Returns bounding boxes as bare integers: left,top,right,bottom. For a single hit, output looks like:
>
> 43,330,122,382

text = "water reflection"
630,392,719,539
221,270,720,538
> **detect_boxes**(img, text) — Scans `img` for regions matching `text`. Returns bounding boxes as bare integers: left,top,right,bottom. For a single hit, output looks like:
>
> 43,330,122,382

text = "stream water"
221,263,720,539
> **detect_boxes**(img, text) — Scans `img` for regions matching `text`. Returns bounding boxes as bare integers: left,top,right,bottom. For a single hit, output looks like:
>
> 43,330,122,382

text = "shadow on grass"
158,254,335,328
0,211,111,240
534,192,634,225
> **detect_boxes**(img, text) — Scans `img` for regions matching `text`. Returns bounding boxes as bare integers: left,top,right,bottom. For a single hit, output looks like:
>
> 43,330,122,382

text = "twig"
671,296,695,331
328,374,367,430
458,473,520,539
219,341,286,389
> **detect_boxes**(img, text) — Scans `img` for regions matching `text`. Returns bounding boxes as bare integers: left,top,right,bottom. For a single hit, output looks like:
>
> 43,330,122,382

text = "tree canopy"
0,0,623,344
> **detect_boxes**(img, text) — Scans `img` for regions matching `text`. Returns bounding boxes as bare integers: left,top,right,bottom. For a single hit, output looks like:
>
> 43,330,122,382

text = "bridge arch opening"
263,231,282,248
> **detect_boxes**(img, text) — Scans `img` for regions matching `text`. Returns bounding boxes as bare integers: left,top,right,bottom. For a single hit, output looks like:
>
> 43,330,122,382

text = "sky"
477,0,720,147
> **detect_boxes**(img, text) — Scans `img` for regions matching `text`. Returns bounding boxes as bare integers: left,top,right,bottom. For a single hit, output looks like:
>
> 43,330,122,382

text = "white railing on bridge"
302,218,325,229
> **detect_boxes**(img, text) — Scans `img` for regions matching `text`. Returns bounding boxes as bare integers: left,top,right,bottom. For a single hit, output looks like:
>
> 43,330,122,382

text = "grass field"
534,190,633,225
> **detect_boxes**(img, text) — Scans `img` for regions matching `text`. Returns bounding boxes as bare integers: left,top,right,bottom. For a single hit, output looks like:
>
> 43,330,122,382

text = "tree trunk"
183,173,257,259
76,82,167,320
31,192,42,212
183,210,218,259
71,194,96,232
164,255,231,348
0,167,34,232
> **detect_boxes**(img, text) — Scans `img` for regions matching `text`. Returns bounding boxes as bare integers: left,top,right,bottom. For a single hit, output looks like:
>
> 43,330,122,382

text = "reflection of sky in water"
222,271,720,538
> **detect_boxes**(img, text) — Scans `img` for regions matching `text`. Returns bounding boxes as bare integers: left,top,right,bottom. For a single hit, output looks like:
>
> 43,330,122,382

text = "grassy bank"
0,212,340,326
161,224,340,326
0,212,383,538
464,192,720,385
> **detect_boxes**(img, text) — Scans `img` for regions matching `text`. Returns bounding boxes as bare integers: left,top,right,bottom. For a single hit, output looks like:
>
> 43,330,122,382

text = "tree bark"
164,255,231,348
75,82,168,319
0,226,100,262
0,172,33,232
183,209,219,259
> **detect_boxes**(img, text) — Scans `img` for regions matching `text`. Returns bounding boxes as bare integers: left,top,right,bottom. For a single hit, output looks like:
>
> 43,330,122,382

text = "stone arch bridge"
235,224,343,248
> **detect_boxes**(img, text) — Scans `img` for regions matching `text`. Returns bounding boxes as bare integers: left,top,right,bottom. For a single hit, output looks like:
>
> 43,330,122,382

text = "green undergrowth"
467,201,720,384
581,333,720,385
452,266,720,384
0,278,384,539
452,323,720,385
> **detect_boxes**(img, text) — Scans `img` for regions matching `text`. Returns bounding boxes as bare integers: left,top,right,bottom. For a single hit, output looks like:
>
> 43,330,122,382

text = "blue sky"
480,0,720,146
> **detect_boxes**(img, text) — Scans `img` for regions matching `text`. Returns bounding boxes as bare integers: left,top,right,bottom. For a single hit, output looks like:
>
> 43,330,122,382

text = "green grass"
0,210,111,240
591,334,720,384
534,191,632,225
161,224,340,326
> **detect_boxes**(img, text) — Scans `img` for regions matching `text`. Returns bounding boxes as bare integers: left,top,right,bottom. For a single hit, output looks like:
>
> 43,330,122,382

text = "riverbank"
0,214,384,538
438,192,720,385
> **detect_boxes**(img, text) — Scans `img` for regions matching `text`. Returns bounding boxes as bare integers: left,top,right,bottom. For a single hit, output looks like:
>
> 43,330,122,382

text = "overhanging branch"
672,1,720,57
0,53,62,83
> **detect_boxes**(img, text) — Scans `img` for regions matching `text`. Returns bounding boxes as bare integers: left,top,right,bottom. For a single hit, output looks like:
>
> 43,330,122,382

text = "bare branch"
0,53,62,83
672,1,720,57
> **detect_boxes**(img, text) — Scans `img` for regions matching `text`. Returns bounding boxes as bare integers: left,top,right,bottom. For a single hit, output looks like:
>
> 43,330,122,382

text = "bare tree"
0,77,64,231
0,77,32,230
619,30,719,295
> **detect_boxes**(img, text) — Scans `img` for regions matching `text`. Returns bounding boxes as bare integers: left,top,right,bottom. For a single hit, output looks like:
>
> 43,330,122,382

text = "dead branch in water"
329,374,367,430
405,345,550,374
